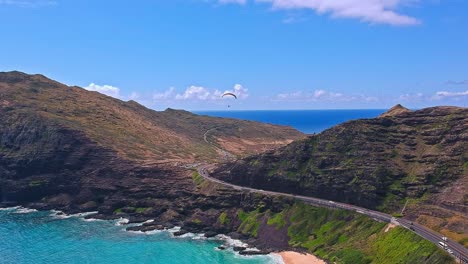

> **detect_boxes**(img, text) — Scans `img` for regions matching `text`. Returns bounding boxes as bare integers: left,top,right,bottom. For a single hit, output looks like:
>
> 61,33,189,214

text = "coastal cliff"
212,105,468,246
0,72,455,263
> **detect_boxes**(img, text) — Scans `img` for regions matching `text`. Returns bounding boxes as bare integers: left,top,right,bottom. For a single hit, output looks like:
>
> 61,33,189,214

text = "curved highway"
198,165,468,263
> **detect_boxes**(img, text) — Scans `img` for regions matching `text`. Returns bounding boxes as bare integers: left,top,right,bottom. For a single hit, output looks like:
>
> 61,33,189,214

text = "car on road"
438,241,447,248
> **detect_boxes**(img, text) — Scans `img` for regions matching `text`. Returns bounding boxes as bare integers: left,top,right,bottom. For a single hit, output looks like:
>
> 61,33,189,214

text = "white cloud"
224,84,249,99
223,0,420,26
399,92,424,101
84,83,121,98
174,84,249,101
434,90,468,99
275,89,378,102
176,85,212,100
277,91,303,100
153,87,176,101
314,89,326,98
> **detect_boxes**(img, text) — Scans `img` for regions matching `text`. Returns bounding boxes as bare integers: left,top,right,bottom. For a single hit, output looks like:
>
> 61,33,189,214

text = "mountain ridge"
212,105,468,245
0,71,304,164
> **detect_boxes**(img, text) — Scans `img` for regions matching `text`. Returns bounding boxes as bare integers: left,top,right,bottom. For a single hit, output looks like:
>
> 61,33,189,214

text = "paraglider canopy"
222,92,237,99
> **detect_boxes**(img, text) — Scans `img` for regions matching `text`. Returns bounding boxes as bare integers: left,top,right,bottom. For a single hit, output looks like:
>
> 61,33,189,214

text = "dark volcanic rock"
204,231,218,238
239,250,270,255
233,246,247,252
173,230,188,237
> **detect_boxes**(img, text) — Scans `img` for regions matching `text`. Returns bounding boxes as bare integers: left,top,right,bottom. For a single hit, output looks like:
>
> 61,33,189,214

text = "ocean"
0,110,384,264
194,110,385,134
0,208,280,264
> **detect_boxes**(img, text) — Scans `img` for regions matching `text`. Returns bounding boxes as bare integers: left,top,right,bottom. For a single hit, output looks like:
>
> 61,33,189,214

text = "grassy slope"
235,202,453,264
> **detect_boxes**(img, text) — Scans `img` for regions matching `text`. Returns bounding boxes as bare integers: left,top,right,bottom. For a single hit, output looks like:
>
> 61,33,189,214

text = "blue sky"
0,0,467,110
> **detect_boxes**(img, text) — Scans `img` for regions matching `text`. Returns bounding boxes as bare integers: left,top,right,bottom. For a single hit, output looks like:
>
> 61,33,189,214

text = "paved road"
198,165,468,263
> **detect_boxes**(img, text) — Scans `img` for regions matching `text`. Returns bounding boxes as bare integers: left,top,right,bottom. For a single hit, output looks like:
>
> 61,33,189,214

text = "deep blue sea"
194,110,385,134
0,110,385,264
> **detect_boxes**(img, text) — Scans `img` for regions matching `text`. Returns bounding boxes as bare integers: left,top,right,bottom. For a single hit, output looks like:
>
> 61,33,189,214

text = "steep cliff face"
0,70,302,219
0,71,297,228
212,106,467,244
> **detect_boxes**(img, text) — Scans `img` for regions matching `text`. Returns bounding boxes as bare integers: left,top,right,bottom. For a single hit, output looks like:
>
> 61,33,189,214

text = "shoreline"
1,206,281,263
276,251,326,264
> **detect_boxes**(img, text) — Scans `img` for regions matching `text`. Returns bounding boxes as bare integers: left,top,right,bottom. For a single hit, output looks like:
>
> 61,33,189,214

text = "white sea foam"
49,210,71,219
75,211,99,217
175,232,194,238
13,207,38,214
82,218,103,222
215,234,248,248
50,210,99,220
166,226,181,233
127,229,163,235
144,229,163,235
115,217,129,226
243,248,260,252
192,233,207,240
0,206,21,211
126,219,155,227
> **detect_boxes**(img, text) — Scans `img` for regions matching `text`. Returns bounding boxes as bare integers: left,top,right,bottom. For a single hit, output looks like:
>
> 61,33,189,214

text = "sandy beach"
276,251,326,264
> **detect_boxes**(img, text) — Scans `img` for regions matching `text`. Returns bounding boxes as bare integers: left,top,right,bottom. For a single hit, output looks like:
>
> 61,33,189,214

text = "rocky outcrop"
379,104,411,117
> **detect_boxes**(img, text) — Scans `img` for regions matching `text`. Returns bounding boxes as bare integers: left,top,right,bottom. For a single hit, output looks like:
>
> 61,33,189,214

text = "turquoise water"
194,110,385,134
0,208,280,264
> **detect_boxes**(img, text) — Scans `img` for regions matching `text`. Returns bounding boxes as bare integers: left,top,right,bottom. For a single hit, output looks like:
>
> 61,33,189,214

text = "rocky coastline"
0,72,460,263
0,204,290,260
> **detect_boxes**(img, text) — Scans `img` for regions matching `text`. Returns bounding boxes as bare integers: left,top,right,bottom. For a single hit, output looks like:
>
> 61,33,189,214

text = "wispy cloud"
217,0,420,26
151,84,249,101
399,92,424,101
129,92,140,100
226,84,249,99
433,90,468,99
84,83,121,99
274,89,378,102
445,80,468,85
0,0,56,7
153,87,176,101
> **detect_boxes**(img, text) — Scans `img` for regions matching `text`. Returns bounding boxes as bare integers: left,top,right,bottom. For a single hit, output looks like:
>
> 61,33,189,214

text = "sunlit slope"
0,71,303,164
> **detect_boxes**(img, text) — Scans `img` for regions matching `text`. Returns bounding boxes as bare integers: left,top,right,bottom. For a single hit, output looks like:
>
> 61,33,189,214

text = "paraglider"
222,92,237,99
222,92,237,108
